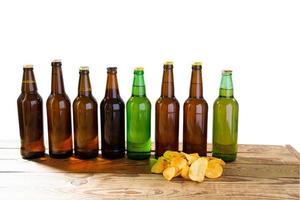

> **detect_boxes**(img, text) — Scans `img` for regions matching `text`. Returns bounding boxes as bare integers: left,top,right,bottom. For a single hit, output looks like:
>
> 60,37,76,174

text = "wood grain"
0,142,299,200
0,173,299,200
286,145,300,161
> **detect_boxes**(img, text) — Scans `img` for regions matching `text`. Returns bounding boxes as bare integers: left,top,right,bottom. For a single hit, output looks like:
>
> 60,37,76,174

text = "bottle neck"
78,70,92,97
219,74,234,97
161,67,174,98
132,73,146,97
51,64,65,95
21,68,37,93
189,68,203,98
105,71,120,98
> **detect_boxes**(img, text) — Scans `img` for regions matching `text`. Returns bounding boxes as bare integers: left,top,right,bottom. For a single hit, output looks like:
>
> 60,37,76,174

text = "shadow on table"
30,152,155,174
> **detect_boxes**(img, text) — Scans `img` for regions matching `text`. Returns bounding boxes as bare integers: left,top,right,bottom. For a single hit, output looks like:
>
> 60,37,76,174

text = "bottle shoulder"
184,97,207,104
47,93,70,100
73,96,98,106
47,93,71,106
101,96,124,104
100,97,125,109
17,93,43,103
183,98,208,110
156,96,179,106
214,96,239,107
18,92,42,100
17,94,24,102
127,96,151,106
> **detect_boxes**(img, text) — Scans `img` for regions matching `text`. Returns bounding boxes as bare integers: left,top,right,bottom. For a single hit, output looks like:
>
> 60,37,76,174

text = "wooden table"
0,141,299,200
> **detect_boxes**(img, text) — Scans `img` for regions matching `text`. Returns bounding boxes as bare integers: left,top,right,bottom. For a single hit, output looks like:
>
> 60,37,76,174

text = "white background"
0,0,299,151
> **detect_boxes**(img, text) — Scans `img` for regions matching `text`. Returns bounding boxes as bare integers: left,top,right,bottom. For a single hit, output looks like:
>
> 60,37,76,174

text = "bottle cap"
164,61,173,69
52,59,62,63
222,70,232,75
51,59,62,67
192,61,202,69
134,67,144,75
23,64,33,69
107,67,117,71
192,61,202,66
134,67,144,71
107,67,117,74
164,61,173,65
80,66,89,71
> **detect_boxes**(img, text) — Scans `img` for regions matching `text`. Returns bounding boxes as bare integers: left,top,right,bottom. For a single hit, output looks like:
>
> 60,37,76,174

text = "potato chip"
154,151,224,182
163,151,184,160
181,165,190,179
175,168,182,177
207,157,225,166
170,157,187,171
189,153,200,158
163,166,177,181
205,161,223,179
151,157,168,174
189,157,208,182
181,152,200,165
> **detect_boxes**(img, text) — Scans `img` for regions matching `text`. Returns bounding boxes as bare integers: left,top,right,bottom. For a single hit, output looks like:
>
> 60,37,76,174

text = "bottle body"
183,98,208,155
127,97,151,160
212,70,239,162
73,67,99,159
155,97,179,157
155,62,179,157
73,96,98,159
100,67,125,159
47,94,73,158
183,63,208,156
47,60,72,158
100,99,125,159
17,65,45,159
127,68,151,160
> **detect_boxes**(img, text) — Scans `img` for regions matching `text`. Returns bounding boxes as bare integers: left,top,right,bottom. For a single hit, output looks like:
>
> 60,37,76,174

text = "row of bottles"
17,60,238,162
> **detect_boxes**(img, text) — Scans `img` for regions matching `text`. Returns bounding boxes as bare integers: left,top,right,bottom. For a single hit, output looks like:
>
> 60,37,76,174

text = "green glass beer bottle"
212,70,239,162
126,67,151,160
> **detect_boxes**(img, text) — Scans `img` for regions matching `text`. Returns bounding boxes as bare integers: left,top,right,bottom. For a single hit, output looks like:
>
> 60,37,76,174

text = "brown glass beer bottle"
155,61,180,158
47,60,73,158
100,67,125,159
17,65,45,159
73,66,99,159
183,62,208,156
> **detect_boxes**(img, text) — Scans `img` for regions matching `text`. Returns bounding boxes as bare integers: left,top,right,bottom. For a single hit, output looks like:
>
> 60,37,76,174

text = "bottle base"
50,150,73,159
183,145,207,156
127,151,151,160
75,150,98,159
21,151,45,159
212,152,236,162
102,150,125,159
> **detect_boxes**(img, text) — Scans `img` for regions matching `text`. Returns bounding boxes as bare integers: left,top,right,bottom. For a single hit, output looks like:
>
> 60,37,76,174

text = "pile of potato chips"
151,151,225,182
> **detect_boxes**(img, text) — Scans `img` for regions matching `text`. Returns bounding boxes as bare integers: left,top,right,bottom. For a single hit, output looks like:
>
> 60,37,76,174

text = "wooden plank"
1,147,299,165
1,144,299,163
0,143,299,199
0,140,19,149
0,156,152,173
0,140,294,154
0,173,299,200
0,156,299,180
286,145,300,161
